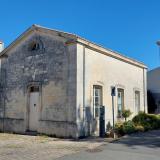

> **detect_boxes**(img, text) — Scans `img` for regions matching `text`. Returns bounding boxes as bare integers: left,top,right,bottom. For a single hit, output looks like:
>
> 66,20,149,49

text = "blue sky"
0,0,160,70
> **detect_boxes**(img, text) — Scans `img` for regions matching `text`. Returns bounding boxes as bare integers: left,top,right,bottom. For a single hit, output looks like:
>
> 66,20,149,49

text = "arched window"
29,41,40,51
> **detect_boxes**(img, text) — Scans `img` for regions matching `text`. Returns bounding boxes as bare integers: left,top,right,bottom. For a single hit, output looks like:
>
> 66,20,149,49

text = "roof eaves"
34,24,78,39
0,24,147,69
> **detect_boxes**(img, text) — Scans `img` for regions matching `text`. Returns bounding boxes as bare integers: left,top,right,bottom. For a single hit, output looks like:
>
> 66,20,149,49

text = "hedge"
115,112,160,135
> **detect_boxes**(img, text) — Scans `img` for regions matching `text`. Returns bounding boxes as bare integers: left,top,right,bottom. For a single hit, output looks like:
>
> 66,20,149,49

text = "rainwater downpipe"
83,46,86,135
143,68,146,113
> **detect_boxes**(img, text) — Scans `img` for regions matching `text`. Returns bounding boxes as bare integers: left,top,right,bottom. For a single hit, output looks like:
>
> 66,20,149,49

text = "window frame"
135,90,140,114
117,88,124,118
93,85,103,118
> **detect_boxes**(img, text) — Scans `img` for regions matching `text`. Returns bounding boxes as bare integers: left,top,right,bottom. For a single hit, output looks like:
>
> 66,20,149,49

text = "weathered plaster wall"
76,43,147,136
0,31,77,138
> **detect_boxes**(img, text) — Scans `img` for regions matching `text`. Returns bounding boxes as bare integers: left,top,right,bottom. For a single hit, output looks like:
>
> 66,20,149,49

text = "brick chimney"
0,40,4,52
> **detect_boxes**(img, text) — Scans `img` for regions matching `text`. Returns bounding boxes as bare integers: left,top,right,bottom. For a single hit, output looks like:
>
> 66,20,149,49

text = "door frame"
26,82,42,131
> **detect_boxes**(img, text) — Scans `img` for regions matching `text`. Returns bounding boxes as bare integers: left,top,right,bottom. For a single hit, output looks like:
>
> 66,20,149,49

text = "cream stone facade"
0,25,147,138
76,43,147,136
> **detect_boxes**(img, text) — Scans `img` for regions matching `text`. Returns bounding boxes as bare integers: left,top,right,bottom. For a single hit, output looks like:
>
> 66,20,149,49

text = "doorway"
28,86,40,131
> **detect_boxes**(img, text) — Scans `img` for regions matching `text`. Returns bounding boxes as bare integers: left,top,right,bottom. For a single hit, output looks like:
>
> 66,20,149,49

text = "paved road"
57,130,160,160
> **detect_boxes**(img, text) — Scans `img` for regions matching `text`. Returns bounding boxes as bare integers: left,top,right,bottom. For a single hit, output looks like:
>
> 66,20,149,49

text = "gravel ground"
0,133,107,160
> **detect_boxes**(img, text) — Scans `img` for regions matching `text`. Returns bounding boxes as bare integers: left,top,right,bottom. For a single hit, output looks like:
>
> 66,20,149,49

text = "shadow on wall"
85,106,93,136
147,90,157,113
85,106,112,137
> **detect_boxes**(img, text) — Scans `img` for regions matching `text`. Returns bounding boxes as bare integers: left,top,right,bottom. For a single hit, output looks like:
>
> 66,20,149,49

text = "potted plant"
122,109,132,121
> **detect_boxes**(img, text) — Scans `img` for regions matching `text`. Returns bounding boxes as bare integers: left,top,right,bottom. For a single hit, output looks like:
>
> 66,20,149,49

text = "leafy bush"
114,112,160,137
132,112,160,131
135,125,145,132
115,121,124,136
157,114,160,119
122,109,132,121
115,120,136,135
148,114,160,129
123,120,136,134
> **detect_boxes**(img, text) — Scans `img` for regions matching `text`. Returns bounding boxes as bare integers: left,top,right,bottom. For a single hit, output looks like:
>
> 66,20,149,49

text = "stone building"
0,25,147,138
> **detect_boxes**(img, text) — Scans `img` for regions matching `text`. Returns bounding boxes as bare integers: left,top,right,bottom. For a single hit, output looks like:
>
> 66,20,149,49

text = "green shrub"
122,109,132,121
132,112,160,131
123,120,136,134
135,125,145,132
148,114,160,129
115,121,124,136
115,121,136,135
115,113,160,136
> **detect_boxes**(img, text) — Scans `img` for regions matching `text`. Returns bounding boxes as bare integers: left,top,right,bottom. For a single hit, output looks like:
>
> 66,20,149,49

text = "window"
29,41,40,51
93,85,102,117
117,88,124,118
30,86,39,92
135,91,140,113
